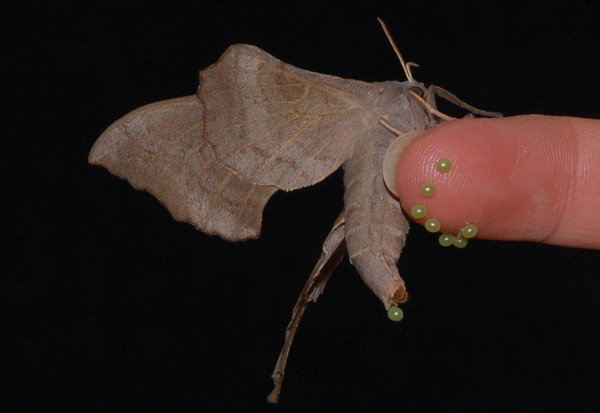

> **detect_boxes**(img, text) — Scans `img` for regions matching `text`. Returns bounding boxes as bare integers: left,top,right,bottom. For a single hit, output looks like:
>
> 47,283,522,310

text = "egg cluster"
409,158,478,249
388,158,481,322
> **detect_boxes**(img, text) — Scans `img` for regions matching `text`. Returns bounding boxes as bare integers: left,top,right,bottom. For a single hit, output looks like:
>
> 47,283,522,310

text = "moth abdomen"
342,124,411,308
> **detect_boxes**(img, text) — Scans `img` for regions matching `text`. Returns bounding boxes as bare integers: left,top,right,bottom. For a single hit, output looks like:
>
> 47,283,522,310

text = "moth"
89,20,499,402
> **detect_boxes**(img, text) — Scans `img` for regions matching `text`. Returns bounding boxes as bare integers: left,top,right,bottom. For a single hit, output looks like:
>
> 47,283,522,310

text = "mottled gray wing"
89,96,277,241
198,44,380,190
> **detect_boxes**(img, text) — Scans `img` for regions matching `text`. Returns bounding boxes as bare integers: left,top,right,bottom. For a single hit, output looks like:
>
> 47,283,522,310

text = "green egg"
425,218,441,233
387,306,404,322
420,183,436,197
453,235,468,248
462,224,478,239
411,205,427,219
439,233,454,247
436,158,452,173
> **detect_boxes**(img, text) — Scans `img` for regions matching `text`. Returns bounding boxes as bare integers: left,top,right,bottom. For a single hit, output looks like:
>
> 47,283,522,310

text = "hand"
395,115,600,249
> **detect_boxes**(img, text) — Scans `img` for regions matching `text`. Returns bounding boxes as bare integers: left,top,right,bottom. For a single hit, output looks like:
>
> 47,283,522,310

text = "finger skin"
396,115,600,249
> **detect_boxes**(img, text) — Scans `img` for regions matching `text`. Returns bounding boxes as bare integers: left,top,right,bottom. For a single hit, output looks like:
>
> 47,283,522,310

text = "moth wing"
199,44,377,191
89,96,277,241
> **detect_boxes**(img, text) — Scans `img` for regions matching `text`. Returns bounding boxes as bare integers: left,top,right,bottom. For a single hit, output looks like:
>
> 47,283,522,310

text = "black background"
4,1,600,410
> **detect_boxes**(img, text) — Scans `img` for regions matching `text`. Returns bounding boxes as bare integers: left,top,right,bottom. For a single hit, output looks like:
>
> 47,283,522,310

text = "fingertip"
396,116,600,248
397,118,498,239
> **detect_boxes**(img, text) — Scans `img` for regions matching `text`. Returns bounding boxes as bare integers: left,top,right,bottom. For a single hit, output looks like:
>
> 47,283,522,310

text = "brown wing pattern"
198,44,376,191
89,96,277,241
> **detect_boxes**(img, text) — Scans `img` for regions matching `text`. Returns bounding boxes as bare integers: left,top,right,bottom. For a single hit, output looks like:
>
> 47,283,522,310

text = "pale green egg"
420,183,436,197
439,233,454,247
411,205,427,219
453,235,468,248
387,306,404,322
425,218,441,233
462,224,478,239
436,158,452,173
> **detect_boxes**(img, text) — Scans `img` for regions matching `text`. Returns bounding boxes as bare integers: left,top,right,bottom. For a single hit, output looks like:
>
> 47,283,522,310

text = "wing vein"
236,184,258,221
121,104,196,159
289,116,363,187
177,156,217,213
208,110,293,135
211,100,294,114
139,121,203,183
250,118,321,178
206,83,302,95
206,171,234,221
159,141,207,194
219,115,301,160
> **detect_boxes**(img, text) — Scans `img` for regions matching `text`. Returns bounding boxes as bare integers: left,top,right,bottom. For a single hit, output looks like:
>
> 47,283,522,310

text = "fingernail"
383,130,428,196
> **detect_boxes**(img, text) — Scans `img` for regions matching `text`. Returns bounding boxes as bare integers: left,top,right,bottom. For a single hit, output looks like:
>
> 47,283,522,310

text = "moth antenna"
377,17,416,82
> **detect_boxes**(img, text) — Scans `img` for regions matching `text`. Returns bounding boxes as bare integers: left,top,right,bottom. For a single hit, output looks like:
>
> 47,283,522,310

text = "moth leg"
378,118,405,136
267,211,347,403
409,90,455,122
425,85,503,118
